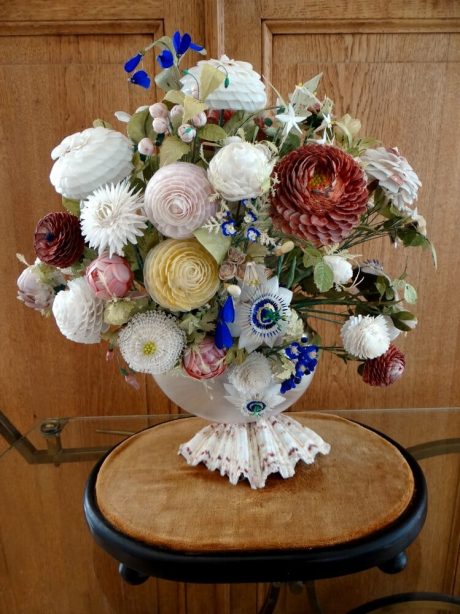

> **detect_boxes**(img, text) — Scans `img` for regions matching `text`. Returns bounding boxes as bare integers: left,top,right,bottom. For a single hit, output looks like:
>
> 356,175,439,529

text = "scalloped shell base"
178,414,331,489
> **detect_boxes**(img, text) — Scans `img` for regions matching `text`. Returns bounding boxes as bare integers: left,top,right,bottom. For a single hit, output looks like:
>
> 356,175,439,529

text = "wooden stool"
84,413,426,585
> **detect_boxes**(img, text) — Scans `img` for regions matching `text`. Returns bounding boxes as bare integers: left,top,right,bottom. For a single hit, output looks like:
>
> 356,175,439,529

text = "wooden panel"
257,21,460,411
0,21,177,432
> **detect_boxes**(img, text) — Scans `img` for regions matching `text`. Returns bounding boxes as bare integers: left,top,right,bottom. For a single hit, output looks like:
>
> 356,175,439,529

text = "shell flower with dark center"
270,144,368,246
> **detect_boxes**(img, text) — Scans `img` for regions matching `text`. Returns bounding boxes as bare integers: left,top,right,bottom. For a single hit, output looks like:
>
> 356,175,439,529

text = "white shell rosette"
52,277,105,344
341,314,391,359
50,127,133,200
118,311,185,375
361,147,421,211
207,142,275,201
144,162,216,238
181,55,267,112
80,180,147,257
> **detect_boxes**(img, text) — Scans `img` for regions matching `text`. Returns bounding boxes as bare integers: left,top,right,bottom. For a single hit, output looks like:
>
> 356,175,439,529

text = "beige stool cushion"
95,413,414,553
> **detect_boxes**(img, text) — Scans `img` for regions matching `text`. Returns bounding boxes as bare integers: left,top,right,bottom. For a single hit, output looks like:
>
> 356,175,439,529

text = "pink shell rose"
86,254,133,299
183,336,226,380
144,162,216,239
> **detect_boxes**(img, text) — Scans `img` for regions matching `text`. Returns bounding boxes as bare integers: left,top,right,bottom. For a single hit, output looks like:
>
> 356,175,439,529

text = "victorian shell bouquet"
17,31,433,420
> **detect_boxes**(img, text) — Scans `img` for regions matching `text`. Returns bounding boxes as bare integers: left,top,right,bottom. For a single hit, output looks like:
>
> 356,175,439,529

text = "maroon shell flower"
34,212,85,268
361,344,406,387
270,144,368,246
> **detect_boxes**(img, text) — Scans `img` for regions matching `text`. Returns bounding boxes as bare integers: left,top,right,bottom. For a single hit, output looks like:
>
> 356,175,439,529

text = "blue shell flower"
173,31,204,56
129,70,151,89
246,226,261,242
215,320,233,350
124,53,143,73
157,49,174,69
222,220,237,237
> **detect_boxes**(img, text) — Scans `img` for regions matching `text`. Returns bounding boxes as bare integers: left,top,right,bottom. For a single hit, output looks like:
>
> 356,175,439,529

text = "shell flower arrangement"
17,32,433,488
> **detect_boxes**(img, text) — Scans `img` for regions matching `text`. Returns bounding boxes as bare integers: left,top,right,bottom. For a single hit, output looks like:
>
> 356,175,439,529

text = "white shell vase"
153,372,331,489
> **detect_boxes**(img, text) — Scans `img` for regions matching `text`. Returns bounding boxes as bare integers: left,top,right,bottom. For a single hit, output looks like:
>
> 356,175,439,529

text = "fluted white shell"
179,413,331,489
52,277,105,344
181,55,267,112
144,162,216,238
50,127,134,200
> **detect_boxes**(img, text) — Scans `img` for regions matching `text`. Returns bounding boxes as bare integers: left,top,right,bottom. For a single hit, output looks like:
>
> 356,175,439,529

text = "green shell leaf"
199,64,226,101
197,124,227,142
313,260,334,293
159,136,190,167
127,108,155,144
193,228,231,264
62,196,81,217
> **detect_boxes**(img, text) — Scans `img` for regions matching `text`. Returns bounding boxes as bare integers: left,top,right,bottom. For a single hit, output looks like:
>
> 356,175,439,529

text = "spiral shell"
144,163,215,238
143,238,220,311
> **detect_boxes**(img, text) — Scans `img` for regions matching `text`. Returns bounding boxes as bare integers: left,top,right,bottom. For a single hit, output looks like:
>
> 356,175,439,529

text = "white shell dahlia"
207,142,275,201
341,314,391,359
230,275,292,352
224,353,285,419
118,311,185,374
361,147,421,211
52,277,105,344
50,127,133,200
80,180,147,257
144,162,216,239
181,55,267,112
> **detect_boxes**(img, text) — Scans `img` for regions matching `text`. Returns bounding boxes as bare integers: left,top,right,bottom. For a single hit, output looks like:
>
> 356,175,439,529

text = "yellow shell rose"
144,238,220,311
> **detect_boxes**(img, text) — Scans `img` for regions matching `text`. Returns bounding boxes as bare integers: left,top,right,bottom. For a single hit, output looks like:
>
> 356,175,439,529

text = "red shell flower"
34,212,85,268
270,144,368,245
361,344,406,387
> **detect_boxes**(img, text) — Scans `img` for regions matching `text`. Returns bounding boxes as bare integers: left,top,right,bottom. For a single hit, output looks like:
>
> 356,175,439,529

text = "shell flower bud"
137,137,155,156
152,117,169,134
149,102,169,119
178,124,196,143
274,240,295,256
226,284,241,298
219,260,237,281
191,111,207,127
169,104,184,121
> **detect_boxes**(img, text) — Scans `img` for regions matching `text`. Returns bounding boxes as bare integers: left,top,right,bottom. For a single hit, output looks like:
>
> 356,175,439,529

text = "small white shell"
50,127,133,200
179,413,331,489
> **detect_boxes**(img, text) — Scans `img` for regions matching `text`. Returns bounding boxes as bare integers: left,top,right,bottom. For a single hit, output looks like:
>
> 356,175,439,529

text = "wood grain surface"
0,0,459,612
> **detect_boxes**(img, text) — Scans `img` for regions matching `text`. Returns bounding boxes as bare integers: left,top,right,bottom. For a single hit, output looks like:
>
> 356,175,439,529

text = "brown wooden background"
0,1,459,612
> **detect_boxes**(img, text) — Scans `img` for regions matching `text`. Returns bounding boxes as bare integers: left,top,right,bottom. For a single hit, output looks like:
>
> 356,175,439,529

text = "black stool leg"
258,583,281,614
118,562,150,585
378,550,408,574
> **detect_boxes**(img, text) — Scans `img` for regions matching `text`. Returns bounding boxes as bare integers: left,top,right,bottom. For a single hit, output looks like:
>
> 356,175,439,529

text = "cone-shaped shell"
50,127,133,200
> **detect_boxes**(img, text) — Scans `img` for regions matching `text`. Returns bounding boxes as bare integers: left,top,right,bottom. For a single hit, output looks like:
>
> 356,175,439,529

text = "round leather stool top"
93,414,417,555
